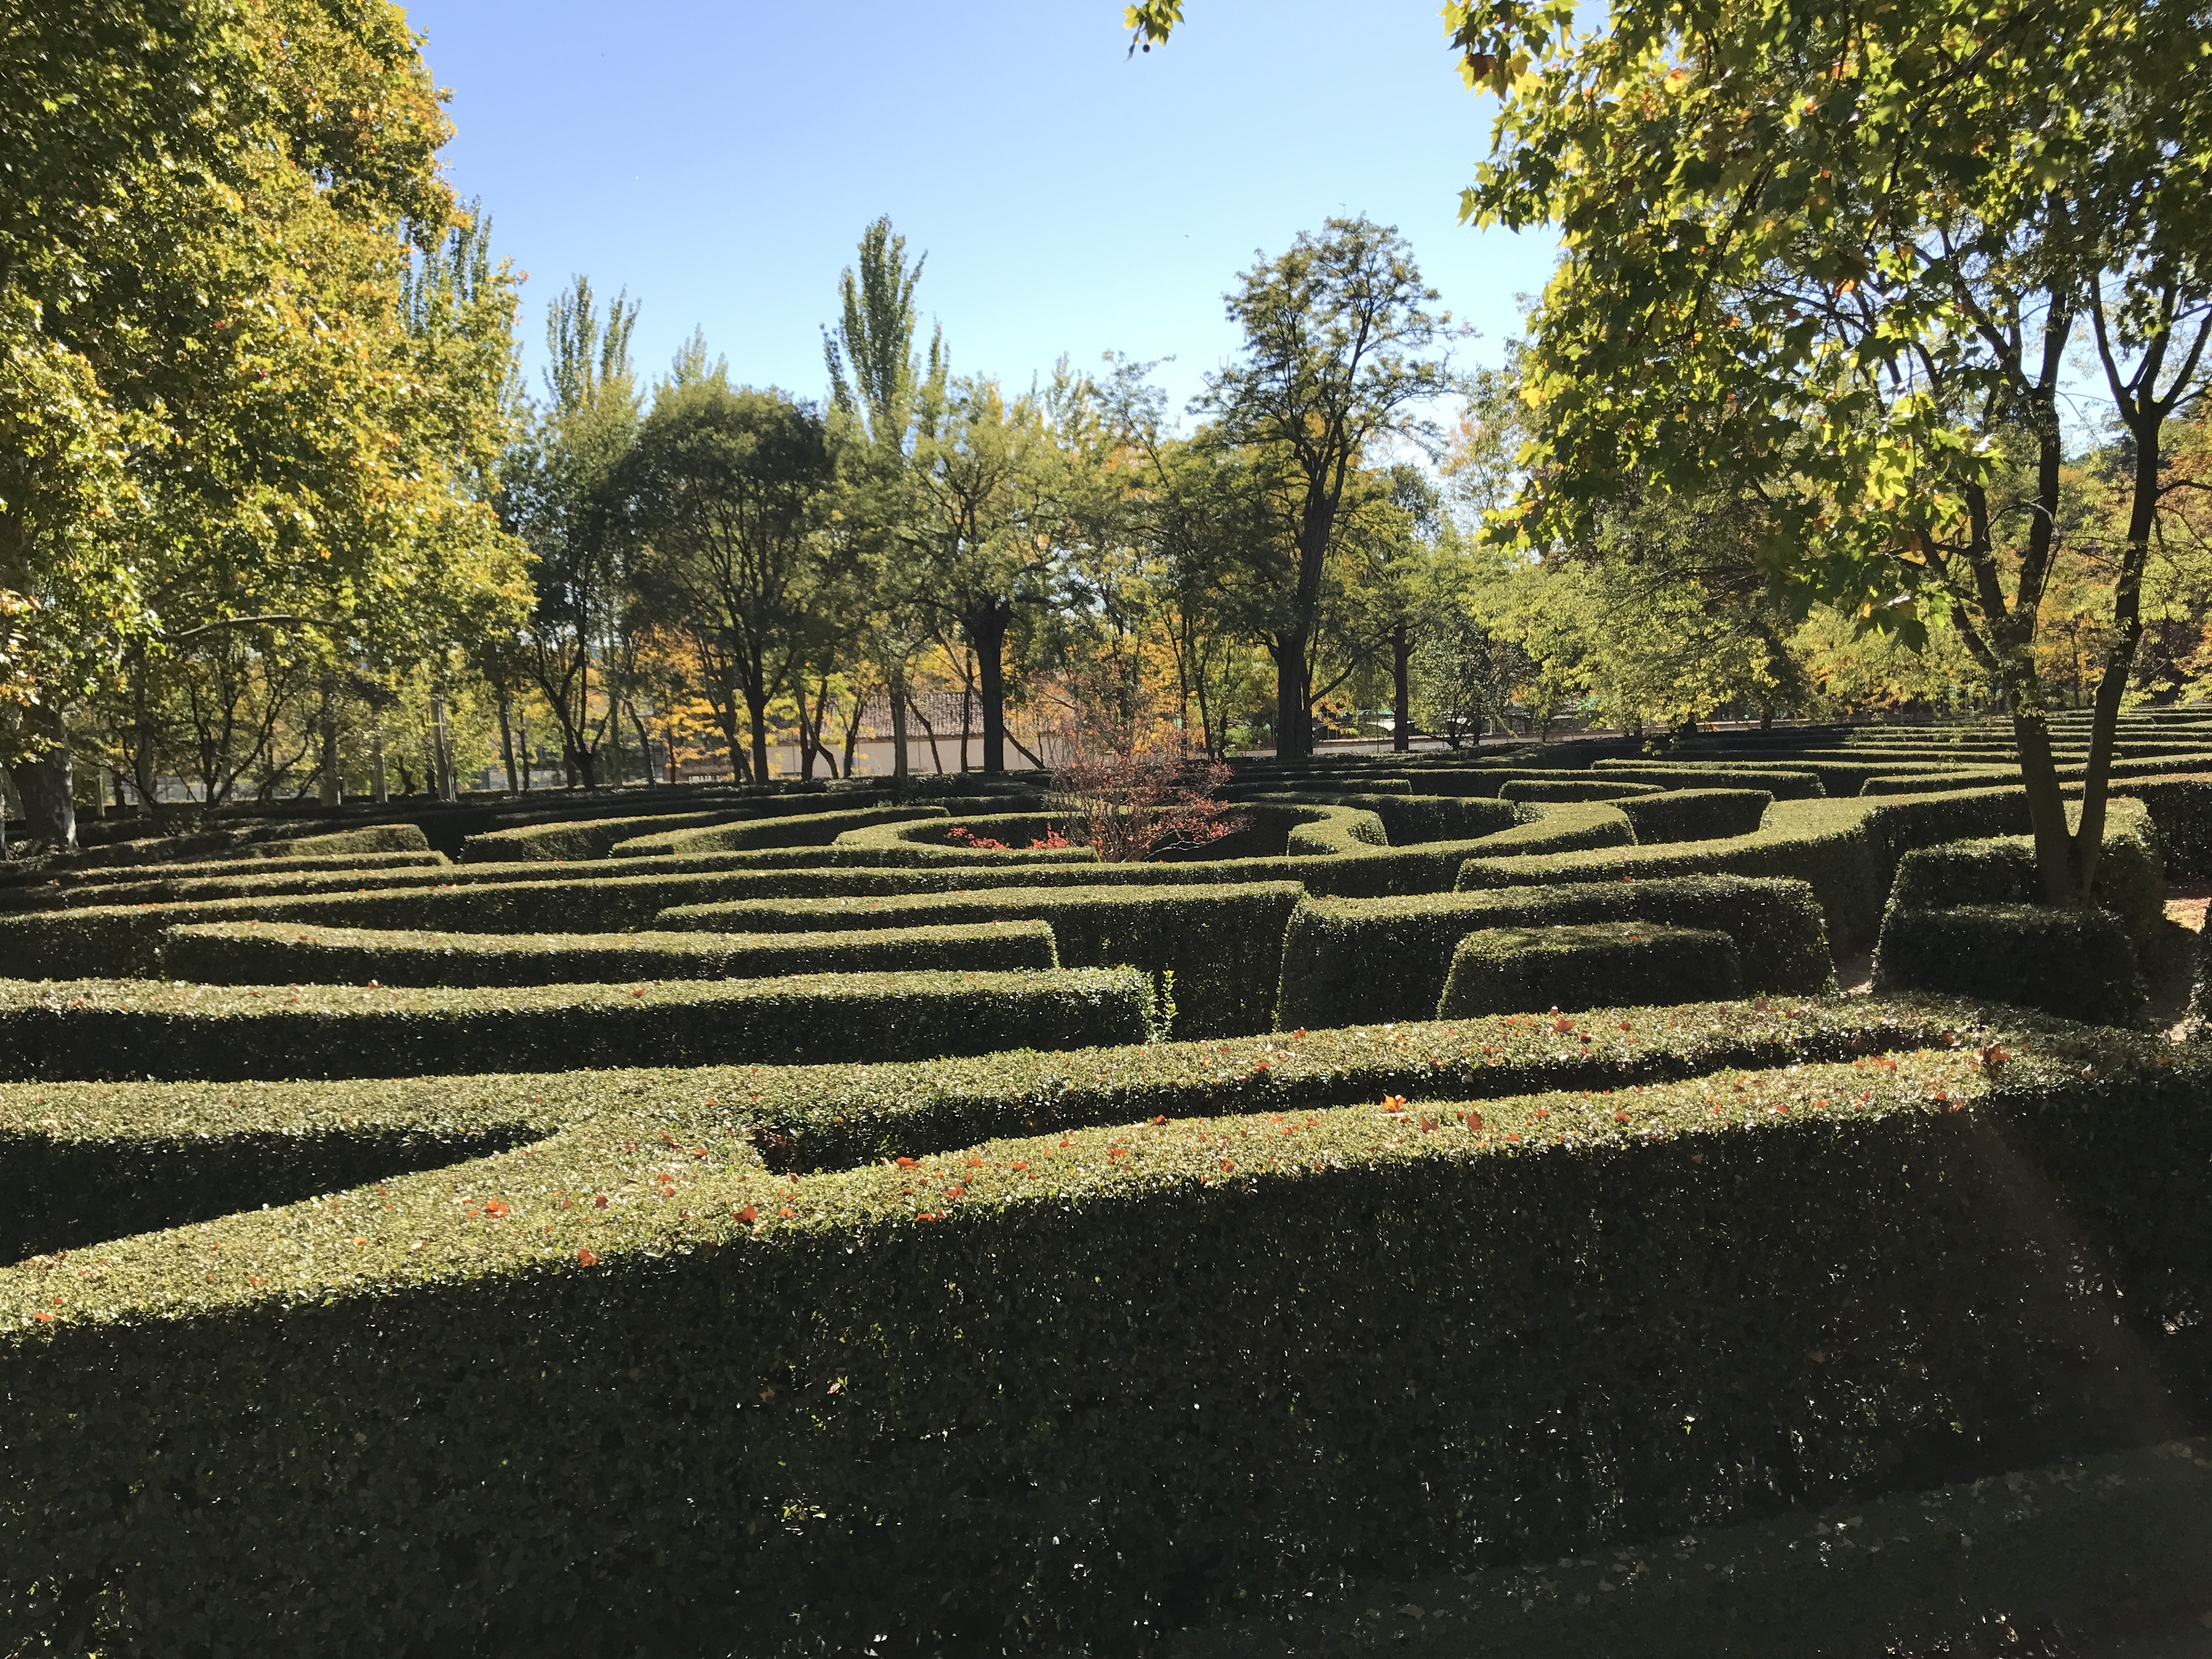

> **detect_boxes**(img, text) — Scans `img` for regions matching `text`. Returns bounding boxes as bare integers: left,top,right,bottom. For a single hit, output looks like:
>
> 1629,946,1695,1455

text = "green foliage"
7,1006,2203,1650
0,967,1150,1082
1615,788,1775,844
1276,874,1832,1027
1872,906,2151,1029
161,918,1060,989
657,881,1305,1038
1437,922,1741,1017
1886,799,2164,949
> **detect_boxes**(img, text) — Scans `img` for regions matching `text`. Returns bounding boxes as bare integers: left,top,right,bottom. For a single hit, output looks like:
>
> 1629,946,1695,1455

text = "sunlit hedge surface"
0,968,1149,1082
4,1005,2205,1653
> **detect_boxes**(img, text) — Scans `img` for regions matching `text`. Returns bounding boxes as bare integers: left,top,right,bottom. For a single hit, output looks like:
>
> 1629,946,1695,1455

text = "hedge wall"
1436,922,1742,1017
260,824,432,859
1244,791,1521,843
1884,798,2163,949
1283,805,1391,856
1496,777,1662,803
658,881,1305,1037
1616,788,1774,845
161,918,1060,989
460,809,757,864
5,1014,2205,1652
1590,762,1828,799
1457,801,1634,858
0,998,1968,1251
1593,765,1831,800
1453,798,1910,948
831,813,1100,862
0,849,449,912
1872,905,2151,1029
0,967,1150,1082
1277,874,1832,1028
612,804,935,857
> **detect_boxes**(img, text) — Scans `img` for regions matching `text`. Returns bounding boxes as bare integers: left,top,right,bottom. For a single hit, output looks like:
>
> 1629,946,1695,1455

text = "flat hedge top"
0,967,1133,1022
166,918,1056,962
0,1001,2168,1338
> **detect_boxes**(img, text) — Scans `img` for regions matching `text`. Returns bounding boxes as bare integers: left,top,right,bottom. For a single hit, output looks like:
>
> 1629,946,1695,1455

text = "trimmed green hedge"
610,803,932,857
1277,874,1832,1028
834,811,1090,853
1497,777,1662,802
1872,905,2150,1029
658,881,1304,1037
1591,761,1828,799
1460,800,1635,857
161,918,1060,988
260,823,432,859
0,998,1968,1252
461,808,757,864
1616,788,1774,844
1284,805,1391,855
0,967,1149,1082
5,1014,2206,1651
1245,791,1521,842
1885,798,2163,949
1436,922,1742,1018
0,849,449,911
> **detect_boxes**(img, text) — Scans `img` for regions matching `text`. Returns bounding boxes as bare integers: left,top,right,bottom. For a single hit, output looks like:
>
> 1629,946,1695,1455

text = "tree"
1198,217,1460,758
502,278,640,788
3,2,520,845
911,377,1058,773
1441,0,2212,900
625,376,836,785
823,216,945,787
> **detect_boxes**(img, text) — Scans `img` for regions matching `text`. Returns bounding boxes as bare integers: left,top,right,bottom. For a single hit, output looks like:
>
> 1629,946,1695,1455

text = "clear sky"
402,0,1558,422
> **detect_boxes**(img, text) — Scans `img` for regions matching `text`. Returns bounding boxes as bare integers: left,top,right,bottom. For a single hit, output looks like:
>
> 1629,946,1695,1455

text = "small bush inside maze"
1437,921,1742,1017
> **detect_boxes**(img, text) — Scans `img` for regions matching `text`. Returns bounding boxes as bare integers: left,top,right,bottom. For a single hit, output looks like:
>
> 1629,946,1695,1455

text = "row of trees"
9,2,2210,868
1128,0,2212,905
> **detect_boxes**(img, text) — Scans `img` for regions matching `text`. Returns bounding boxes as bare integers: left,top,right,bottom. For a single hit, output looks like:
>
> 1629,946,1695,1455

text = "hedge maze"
8,714,2212,1652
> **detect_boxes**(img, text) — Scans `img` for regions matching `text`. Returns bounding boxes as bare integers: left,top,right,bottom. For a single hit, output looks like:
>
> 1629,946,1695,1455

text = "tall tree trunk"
629,704,657,785
966,605,1011,774
888,665,911,787
791,676,819,782
2010,698,2076,906
372,729,388,804
746,688,770,786
1274,629,1310,759
497,691,519,794
318,677,341,808
431,693,455,800
1391,622,1412,754
515,716,529,793
9,699,76,850
131,656,166,832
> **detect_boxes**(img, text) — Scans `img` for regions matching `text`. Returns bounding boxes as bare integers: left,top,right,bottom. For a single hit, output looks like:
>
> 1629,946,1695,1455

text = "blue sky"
403,0,1559,421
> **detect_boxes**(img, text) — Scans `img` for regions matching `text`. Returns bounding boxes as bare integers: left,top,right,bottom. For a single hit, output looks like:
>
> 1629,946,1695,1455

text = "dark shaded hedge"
1277,874,1832,1028
1884,799,2163,949
1872,905,2151,1029
1243,791,1523,842
0,968,1149,1082
0,998,1967,1232
1436,922,1741,1017
1496,777,1662,802
1590,761,1828,799
1616,788,1774,844
658,882,1304,1037
4,1019,2205,1654
616,804,936,857
160,918,1059,988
